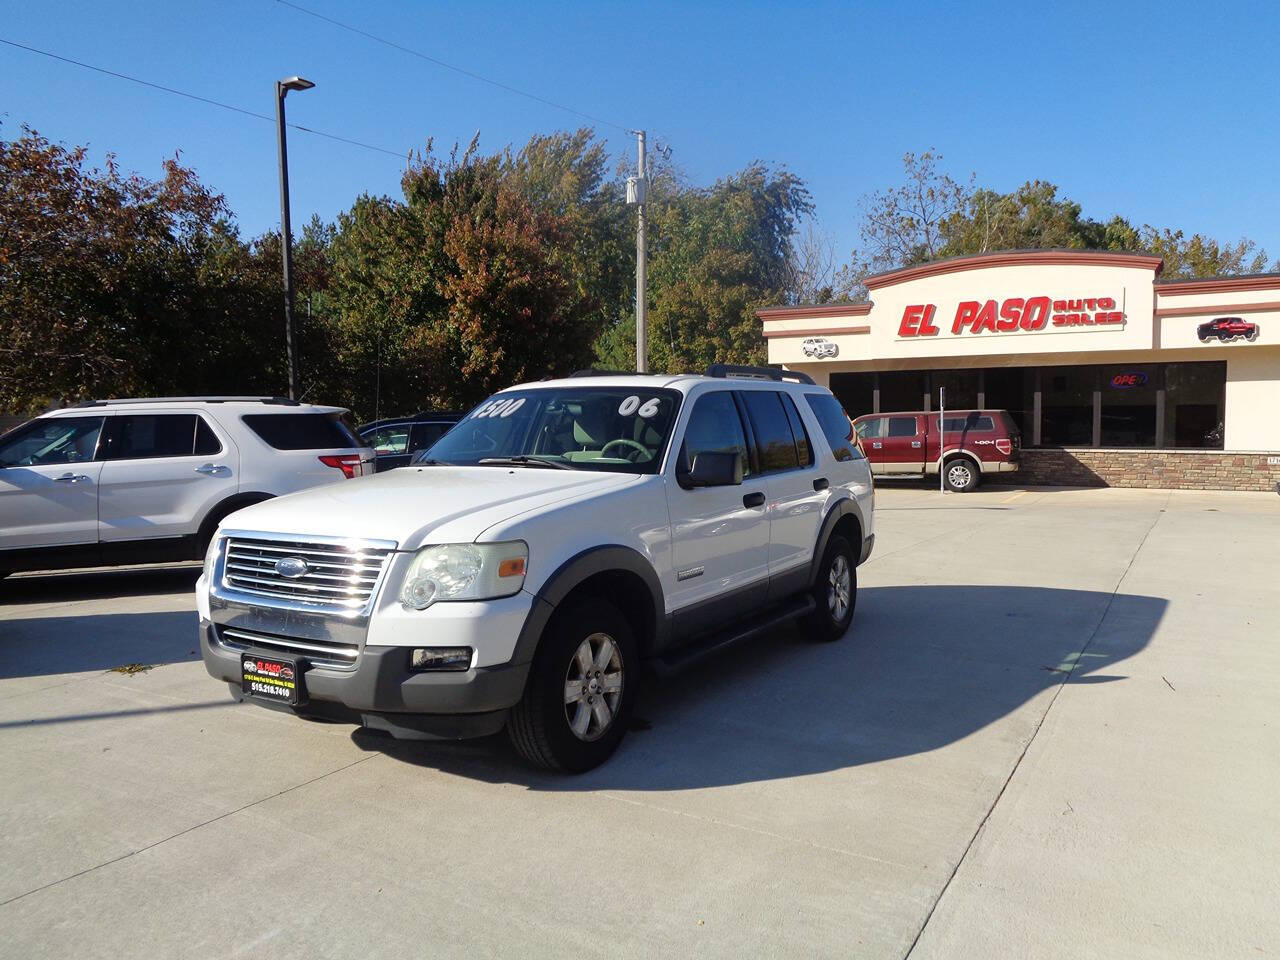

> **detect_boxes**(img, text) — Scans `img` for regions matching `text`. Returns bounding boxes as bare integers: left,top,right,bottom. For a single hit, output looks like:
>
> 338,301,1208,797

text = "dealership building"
760,250,1280,490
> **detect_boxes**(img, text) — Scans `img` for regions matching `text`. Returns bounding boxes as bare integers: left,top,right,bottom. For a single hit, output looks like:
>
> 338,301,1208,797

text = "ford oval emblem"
274,557,310,579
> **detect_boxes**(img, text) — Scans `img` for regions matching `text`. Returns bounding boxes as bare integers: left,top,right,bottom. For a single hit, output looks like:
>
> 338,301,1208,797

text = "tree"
0,125,281,412
596,159,813,372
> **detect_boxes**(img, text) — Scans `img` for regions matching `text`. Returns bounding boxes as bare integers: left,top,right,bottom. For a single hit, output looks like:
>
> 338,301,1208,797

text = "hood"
220,466,637,550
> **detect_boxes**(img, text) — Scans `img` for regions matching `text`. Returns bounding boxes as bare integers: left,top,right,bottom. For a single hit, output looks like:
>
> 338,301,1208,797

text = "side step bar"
650,595,816,677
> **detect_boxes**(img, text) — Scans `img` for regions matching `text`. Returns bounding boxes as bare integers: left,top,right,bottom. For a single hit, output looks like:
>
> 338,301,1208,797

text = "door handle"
742,491,766,509
911,441,922,448
53,473,90,483
812,477,829,491
871,442,882,449
195,463,229,476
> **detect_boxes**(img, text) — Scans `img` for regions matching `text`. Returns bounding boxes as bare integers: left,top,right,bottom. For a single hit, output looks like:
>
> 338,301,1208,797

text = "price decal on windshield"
618,396,661,418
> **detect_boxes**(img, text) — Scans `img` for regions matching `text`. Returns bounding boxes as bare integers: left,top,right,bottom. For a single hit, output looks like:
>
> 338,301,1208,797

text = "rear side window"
681,391,750,477
242,413,366,451
941,414,995,432
108,414,222,459
806,394,860,462
411,421,452,452
887,416,918,438
741,391,799,473
780,394,814,467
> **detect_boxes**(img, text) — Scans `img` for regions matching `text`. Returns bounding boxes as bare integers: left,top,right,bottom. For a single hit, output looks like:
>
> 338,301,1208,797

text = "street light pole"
626,130,648,373
275,76,314,400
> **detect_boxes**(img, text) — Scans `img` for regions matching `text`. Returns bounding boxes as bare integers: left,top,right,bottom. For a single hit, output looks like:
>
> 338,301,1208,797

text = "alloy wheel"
563,633,624,742
828,554,851,622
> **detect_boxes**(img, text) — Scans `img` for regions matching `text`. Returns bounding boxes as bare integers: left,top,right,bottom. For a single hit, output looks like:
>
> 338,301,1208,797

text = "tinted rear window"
741,391,800,473
242,413,366,451
942,414,995,432
806,394,860,461
108,414,223,460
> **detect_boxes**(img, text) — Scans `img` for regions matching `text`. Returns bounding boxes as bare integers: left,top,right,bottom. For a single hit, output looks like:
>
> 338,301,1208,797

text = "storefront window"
829,372,875,419
1100,364,1158,447
1164,361,1225,449
879,371,927,414
1041,366,1095,446
983,367,1035,439
930,370,979,409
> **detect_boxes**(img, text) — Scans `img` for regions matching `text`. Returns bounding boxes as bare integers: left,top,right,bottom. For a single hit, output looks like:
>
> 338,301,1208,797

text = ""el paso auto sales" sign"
898,296,1126,338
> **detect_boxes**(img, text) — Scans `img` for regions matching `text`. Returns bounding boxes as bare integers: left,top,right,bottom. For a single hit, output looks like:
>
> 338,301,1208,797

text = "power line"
274,0,634,134
0,37,408,160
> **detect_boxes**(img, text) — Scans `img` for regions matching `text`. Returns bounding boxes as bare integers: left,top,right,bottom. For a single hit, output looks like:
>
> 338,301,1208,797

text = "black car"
357,411,463,471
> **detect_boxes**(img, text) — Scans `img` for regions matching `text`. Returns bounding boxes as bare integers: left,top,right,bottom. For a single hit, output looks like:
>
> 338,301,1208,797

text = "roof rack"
71,396,301,407
704,364,816,386
568,369,662,378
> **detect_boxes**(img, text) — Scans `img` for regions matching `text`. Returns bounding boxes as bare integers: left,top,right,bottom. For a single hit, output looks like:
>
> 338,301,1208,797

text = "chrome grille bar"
219,626,359,667
220,534,396,611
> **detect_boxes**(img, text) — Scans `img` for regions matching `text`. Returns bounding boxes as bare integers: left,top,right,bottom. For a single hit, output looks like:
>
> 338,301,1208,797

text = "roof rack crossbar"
69,396,300,407
568,369,663,378
704,364,816,386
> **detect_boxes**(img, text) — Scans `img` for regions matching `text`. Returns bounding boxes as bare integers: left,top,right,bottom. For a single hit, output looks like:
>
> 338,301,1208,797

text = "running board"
650,595,816,677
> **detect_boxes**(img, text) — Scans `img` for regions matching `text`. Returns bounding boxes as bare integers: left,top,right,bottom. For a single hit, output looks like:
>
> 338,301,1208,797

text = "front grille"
217,625,358,667
222,536,394,610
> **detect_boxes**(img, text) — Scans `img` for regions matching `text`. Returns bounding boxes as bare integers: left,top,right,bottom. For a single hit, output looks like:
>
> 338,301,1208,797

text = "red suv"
853,409,1020,492
1197,317,1259,343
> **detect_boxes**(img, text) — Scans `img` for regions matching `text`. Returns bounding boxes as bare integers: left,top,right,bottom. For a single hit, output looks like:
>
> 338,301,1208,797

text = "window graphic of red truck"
1197,317,1259,343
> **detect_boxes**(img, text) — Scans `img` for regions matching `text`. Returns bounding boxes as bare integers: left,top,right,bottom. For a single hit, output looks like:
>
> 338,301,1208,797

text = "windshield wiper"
476,456,573,470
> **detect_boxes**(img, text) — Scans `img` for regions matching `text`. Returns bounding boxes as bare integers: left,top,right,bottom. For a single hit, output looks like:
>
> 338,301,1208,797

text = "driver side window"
0,417,105,467
680,391,750,478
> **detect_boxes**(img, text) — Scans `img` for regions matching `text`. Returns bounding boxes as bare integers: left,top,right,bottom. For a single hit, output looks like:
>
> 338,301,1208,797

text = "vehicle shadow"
356,584,1166,790
0,609,200,679
0,565,200,605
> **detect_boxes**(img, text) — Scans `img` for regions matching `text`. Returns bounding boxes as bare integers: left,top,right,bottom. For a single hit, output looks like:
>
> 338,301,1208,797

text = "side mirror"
682,451,743,488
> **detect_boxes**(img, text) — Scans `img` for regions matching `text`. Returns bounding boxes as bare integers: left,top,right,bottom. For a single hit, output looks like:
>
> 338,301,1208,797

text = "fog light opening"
409,647,473,672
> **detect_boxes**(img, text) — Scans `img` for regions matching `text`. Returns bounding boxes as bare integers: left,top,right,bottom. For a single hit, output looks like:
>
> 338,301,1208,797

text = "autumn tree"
0,125,281,411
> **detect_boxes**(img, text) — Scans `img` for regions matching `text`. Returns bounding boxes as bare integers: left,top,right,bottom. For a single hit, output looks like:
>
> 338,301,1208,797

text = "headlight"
203,535,224,582
399,541,528,610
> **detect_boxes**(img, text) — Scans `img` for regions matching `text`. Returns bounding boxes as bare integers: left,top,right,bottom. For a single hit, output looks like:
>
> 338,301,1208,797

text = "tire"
803,534,857,641
508,597,637,773
944,457,979,492
1247,329,1259,342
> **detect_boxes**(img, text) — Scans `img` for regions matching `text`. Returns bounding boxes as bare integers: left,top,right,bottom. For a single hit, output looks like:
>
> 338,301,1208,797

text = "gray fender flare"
808,498,865,590
510,545,667,664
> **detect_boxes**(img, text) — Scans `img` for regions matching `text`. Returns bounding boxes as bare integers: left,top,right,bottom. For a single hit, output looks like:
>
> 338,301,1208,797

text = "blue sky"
4,0,1278,268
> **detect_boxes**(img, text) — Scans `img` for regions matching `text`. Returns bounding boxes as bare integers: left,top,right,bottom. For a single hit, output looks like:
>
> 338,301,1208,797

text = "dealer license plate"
241,655,300,705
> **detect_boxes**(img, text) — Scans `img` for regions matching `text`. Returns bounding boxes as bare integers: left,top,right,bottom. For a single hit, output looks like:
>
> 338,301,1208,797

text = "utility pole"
627,130,648,373
275,75,314,400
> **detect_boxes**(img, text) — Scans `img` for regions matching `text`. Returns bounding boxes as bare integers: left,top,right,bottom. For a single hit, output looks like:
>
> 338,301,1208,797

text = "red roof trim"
757,303,872,321
1155,275,1280,297
864,251,1164,290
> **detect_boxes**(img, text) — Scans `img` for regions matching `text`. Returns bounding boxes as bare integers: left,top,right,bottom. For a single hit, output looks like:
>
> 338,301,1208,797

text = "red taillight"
318,454,362,479
995,439,1012,455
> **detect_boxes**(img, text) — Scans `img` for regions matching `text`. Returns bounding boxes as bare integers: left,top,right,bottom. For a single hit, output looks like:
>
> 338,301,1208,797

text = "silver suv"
0,397,372,577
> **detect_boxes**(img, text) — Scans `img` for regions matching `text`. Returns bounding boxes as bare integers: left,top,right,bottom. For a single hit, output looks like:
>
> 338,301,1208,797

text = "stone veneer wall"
986,448,1280,492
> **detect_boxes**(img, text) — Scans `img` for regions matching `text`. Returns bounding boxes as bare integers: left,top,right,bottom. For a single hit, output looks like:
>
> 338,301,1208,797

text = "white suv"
197,368,875,772
0,398,373,577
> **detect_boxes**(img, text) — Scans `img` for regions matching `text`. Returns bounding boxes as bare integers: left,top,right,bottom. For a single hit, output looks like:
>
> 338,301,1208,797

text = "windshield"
419,386,682,474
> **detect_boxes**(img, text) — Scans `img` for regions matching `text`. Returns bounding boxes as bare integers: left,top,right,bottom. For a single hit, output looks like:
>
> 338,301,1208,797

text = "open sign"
1110,372,1149,389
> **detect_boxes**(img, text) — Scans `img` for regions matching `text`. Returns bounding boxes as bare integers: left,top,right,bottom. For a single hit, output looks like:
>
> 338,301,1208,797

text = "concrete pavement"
0,486,1277,958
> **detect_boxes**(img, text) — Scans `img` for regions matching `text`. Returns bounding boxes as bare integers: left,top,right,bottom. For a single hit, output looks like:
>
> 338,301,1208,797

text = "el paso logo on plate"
898,296,1126,339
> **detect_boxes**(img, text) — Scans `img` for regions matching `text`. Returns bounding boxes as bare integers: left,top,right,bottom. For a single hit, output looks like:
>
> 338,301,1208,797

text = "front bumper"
201,619,530,739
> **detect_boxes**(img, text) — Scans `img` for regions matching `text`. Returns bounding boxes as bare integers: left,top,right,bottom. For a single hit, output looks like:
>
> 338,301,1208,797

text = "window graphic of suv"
802,337,839,359
1197,317,1259,343
197,366,876,772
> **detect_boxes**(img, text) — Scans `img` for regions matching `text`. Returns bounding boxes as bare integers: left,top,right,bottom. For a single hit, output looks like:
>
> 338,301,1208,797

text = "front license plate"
241,655,300,706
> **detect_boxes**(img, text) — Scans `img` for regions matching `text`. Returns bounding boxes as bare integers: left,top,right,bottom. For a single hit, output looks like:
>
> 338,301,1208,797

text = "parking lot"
1,484,1277,959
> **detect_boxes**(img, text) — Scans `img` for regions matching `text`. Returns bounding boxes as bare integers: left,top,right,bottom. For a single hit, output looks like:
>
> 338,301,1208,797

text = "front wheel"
804,534,857,641
508,597,637,772
944,458,980,492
